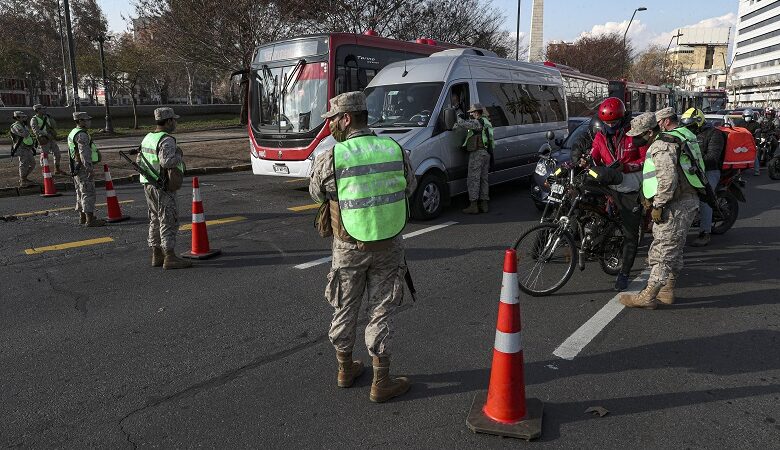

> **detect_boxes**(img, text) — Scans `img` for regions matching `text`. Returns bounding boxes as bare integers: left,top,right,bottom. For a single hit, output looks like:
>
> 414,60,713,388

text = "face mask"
632,132,650,147
603,122,619,135
329,117,348,142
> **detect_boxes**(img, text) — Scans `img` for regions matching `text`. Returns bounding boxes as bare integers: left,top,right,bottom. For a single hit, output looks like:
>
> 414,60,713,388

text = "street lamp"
515,0,522,61
89,34,114,134
623,7,647,78
664,30,684,85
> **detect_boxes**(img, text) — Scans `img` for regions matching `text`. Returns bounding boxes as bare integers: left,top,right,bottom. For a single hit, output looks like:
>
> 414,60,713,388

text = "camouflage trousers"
73,164,96,214
38,140,62,169
17,147,35,181
467,149,490,201
144,184,179,250
647,194,700,286
325,238,406,358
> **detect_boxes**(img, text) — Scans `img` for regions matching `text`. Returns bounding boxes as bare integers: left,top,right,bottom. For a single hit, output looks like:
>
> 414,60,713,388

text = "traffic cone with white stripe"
181,176,221,259
103,164,129,222
40,152,61,197
466,248,543,440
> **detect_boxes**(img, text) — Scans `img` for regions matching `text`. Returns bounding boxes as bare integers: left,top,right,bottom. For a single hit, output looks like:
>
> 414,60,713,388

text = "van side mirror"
545,130,555,141
444,108,457,130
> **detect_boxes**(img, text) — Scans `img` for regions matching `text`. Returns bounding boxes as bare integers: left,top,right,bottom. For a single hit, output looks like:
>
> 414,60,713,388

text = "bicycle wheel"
512,223,577,296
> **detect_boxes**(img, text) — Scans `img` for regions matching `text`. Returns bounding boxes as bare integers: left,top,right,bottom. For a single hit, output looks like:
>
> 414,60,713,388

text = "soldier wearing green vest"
454,103,493,214
68,112,105,227
620,108,706,309
310,91,417,403
10,111,37,187
30,104,64,175
138,107,190,270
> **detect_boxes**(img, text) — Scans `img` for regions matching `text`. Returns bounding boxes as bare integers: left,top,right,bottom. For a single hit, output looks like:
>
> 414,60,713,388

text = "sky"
98,0,740,53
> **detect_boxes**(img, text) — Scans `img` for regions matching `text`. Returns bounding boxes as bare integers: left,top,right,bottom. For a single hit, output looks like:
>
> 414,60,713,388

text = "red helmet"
598,97,627,122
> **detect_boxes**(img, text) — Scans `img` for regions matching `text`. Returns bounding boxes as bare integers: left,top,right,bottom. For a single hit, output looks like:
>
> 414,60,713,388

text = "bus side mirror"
444,108,457,130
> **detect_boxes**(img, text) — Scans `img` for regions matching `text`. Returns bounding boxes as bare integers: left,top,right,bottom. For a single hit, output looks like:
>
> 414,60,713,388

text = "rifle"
9,135,23,157
403,257,418,303
119,148,165,189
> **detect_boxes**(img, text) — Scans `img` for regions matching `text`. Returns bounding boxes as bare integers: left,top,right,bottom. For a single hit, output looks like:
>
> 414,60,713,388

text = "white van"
313,48,568,219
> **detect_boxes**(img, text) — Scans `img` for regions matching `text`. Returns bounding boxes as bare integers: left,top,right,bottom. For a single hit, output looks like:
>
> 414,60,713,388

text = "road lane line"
24,237,114,255
294,221,458,269
288,203,320,212
553,269,650,360
284,178,308,183
179,215,246,231
13,200,135,218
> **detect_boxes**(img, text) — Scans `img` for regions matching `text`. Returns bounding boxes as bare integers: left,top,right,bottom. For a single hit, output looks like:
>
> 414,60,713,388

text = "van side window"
524,84,567,123
436,83,469,133
476,82,511,127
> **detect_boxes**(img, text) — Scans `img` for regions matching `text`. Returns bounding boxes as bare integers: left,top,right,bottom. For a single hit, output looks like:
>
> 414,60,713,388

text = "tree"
629,45,669,86
545,32,633,81
112,33,161,128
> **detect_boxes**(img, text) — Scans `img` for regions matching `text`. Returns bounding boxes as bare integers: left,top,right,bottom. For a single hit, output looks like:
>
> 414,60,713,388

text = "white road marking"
552,269,650,360
294,221,458,270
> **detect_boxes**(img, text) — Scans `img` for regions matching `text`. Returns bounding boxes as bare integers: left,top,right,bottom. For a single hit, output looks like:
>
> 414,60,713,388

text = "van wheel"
411,173,446,220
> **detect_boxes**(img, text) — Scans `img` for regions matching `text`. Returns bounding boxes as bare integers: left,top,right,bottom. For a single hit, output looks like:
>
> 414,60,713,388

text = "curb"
2,165,251,197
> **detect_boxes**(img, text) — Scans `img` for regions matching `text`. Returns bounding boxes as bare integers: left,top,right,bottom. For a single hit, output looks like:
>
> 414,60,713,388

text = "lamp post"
62,0,80,111
623,7,647,78
515,0,522,61
664,30,684,85
89,34,114,134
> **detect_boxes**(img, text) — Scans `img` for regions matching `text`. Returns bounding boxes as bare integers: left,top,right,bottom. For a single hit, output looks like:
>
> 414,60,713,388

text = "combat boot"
336,351,364,388
656,273,677,305
163,249,193,270
462,201,479,214
478,200,489,213
151,246,164,268
369,356,410,403
84,212,106,227
619,283,662,310
79,212,87,225
690,232,710,247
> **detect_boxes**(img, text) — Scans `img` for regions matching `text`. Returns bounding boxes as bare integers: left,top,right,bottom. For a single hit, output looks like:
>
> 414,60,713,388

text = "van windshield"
365,82,443,128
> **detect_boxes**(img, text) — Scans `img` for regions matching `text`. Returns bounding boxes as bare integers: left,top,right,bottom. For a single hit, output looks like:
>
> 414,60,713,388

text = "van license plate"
273,164,289,174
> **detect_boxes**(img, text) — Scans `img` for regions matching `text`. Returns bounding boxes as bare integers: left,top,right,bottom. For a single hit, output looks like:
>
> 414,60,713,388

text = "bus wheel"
411,173,446,220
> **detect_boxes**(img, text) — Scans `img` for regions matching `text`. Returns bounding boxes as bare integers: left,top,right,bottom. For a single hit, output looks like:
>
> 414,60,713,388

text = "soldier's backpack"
716,125,756,169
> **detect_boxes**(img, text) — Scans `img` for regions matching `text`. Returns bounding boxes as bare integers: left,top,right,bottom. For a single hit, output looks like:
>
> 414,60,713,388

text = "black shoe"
690,232,711,247
614,273,630,291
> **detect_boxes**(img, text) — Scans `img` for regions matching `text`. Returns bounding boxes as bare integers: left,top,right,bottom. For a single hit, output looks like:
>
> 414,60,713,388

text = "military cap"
13,110,27,119
33,104,46,112
626,112,657,137
655,107,676,122
467,103,487,114
73,111,92,121
321,91,367,119
154,107,180,121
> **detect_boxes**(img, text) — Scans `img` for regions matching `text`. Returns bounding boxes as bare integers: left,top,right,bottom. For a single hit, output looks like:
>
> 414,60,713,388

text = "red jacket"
590,128,648,173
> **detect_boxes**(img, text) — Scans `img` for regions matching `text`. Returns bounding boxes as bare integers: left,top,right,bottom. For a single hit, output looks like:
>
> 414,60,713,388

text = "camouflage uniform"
30,109,62,171
72,129,96,214
455,117,490,201
310,128,417,357
143,135,184,250
10,120,36,184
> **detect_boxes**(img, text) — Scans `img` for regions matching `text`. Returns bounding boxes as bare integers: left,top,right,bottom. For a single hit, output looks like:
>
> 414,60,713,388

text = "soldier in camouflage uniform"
30,104,64,175
454,103,493,214
68,112,105,227
10,111,37,187
621,108,704,309
138,107,190,270
310,92,416,403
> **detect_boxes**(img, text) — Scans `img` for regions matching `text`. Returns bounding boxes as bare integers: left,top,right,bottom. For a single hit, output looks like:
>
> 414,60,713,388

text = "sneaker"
614,273,630,291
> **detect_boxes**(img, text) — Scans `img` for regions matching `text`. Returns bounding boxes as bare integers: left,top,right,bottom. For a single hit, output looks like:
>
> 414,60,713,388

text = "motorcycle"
756,135,777,167
768,154,780,180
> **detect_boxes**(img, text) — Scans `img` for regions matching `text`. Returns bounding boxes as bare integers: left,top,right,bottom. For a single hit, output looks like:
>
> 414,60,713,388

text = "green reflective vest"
34,115,51,134
11,123,34,146
67,127,100,163
463,117,494,150
642,126,706,200
333,135,408,242
139,131,185,184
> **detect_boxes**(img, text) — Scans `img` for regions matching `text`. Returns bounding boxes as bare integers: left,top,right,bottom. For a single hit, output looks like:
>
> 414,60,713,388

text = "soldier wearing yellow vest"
621,108,706,309
67,112,105,227
310,91,417,403
10,111,37,187
31,104,64,175
138,107,190,270
454,103,493,214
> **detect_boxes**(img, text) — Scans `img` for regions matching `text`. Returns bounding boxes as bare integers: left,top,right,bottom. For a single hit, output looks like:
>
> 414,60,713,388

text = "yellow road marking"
14,200,135,218
179,215,247,231
24,237,114,255
284,178,308,183
287,203,320,212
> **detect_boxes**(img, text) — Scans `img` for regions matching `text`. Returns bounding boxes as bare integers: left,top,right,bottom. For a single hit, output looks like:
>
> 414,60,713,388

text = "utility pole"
515,0,522,61
623,7,647,79
90,34,115,133
62,0,80,111
56,0,70,106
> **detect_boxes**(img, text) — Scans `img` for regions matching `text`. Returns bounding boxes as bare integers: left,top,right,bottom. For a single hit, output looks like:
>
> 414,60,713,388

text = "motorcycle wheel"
711,190,739,235
512,223,577,296
768,156,780,180
598,227,624,276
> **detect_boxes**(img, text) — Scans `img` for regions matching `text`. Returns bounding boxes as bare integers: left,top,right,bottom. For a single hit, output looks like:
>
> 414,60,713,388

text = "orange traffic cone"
103,164,129,223
40,152,61,198
466,248,543,440
181,176,221,259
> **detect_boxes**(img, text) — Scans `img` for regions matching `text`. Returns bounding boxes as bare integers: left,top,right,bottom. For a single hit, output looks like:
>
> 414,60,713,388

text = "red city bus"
247,32,458,177
608,79,671,113
543,61,610,117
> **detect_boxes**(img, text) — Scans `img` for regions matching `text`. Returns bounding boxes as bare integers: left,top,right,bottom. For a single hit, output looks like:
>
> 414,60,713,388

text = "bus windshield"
365,82,443,128
255,62,328,133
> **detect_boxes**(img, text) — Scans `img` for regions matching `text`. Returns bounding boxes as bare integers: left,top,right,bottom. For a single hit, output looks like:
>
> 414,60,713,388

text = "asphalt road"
0,171,778,448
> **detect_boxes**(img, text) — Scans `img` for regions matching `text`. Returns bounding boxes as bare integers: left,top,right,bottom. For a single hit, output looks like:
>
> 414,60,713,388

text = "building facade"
667,27,729,92
731,0,780,107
